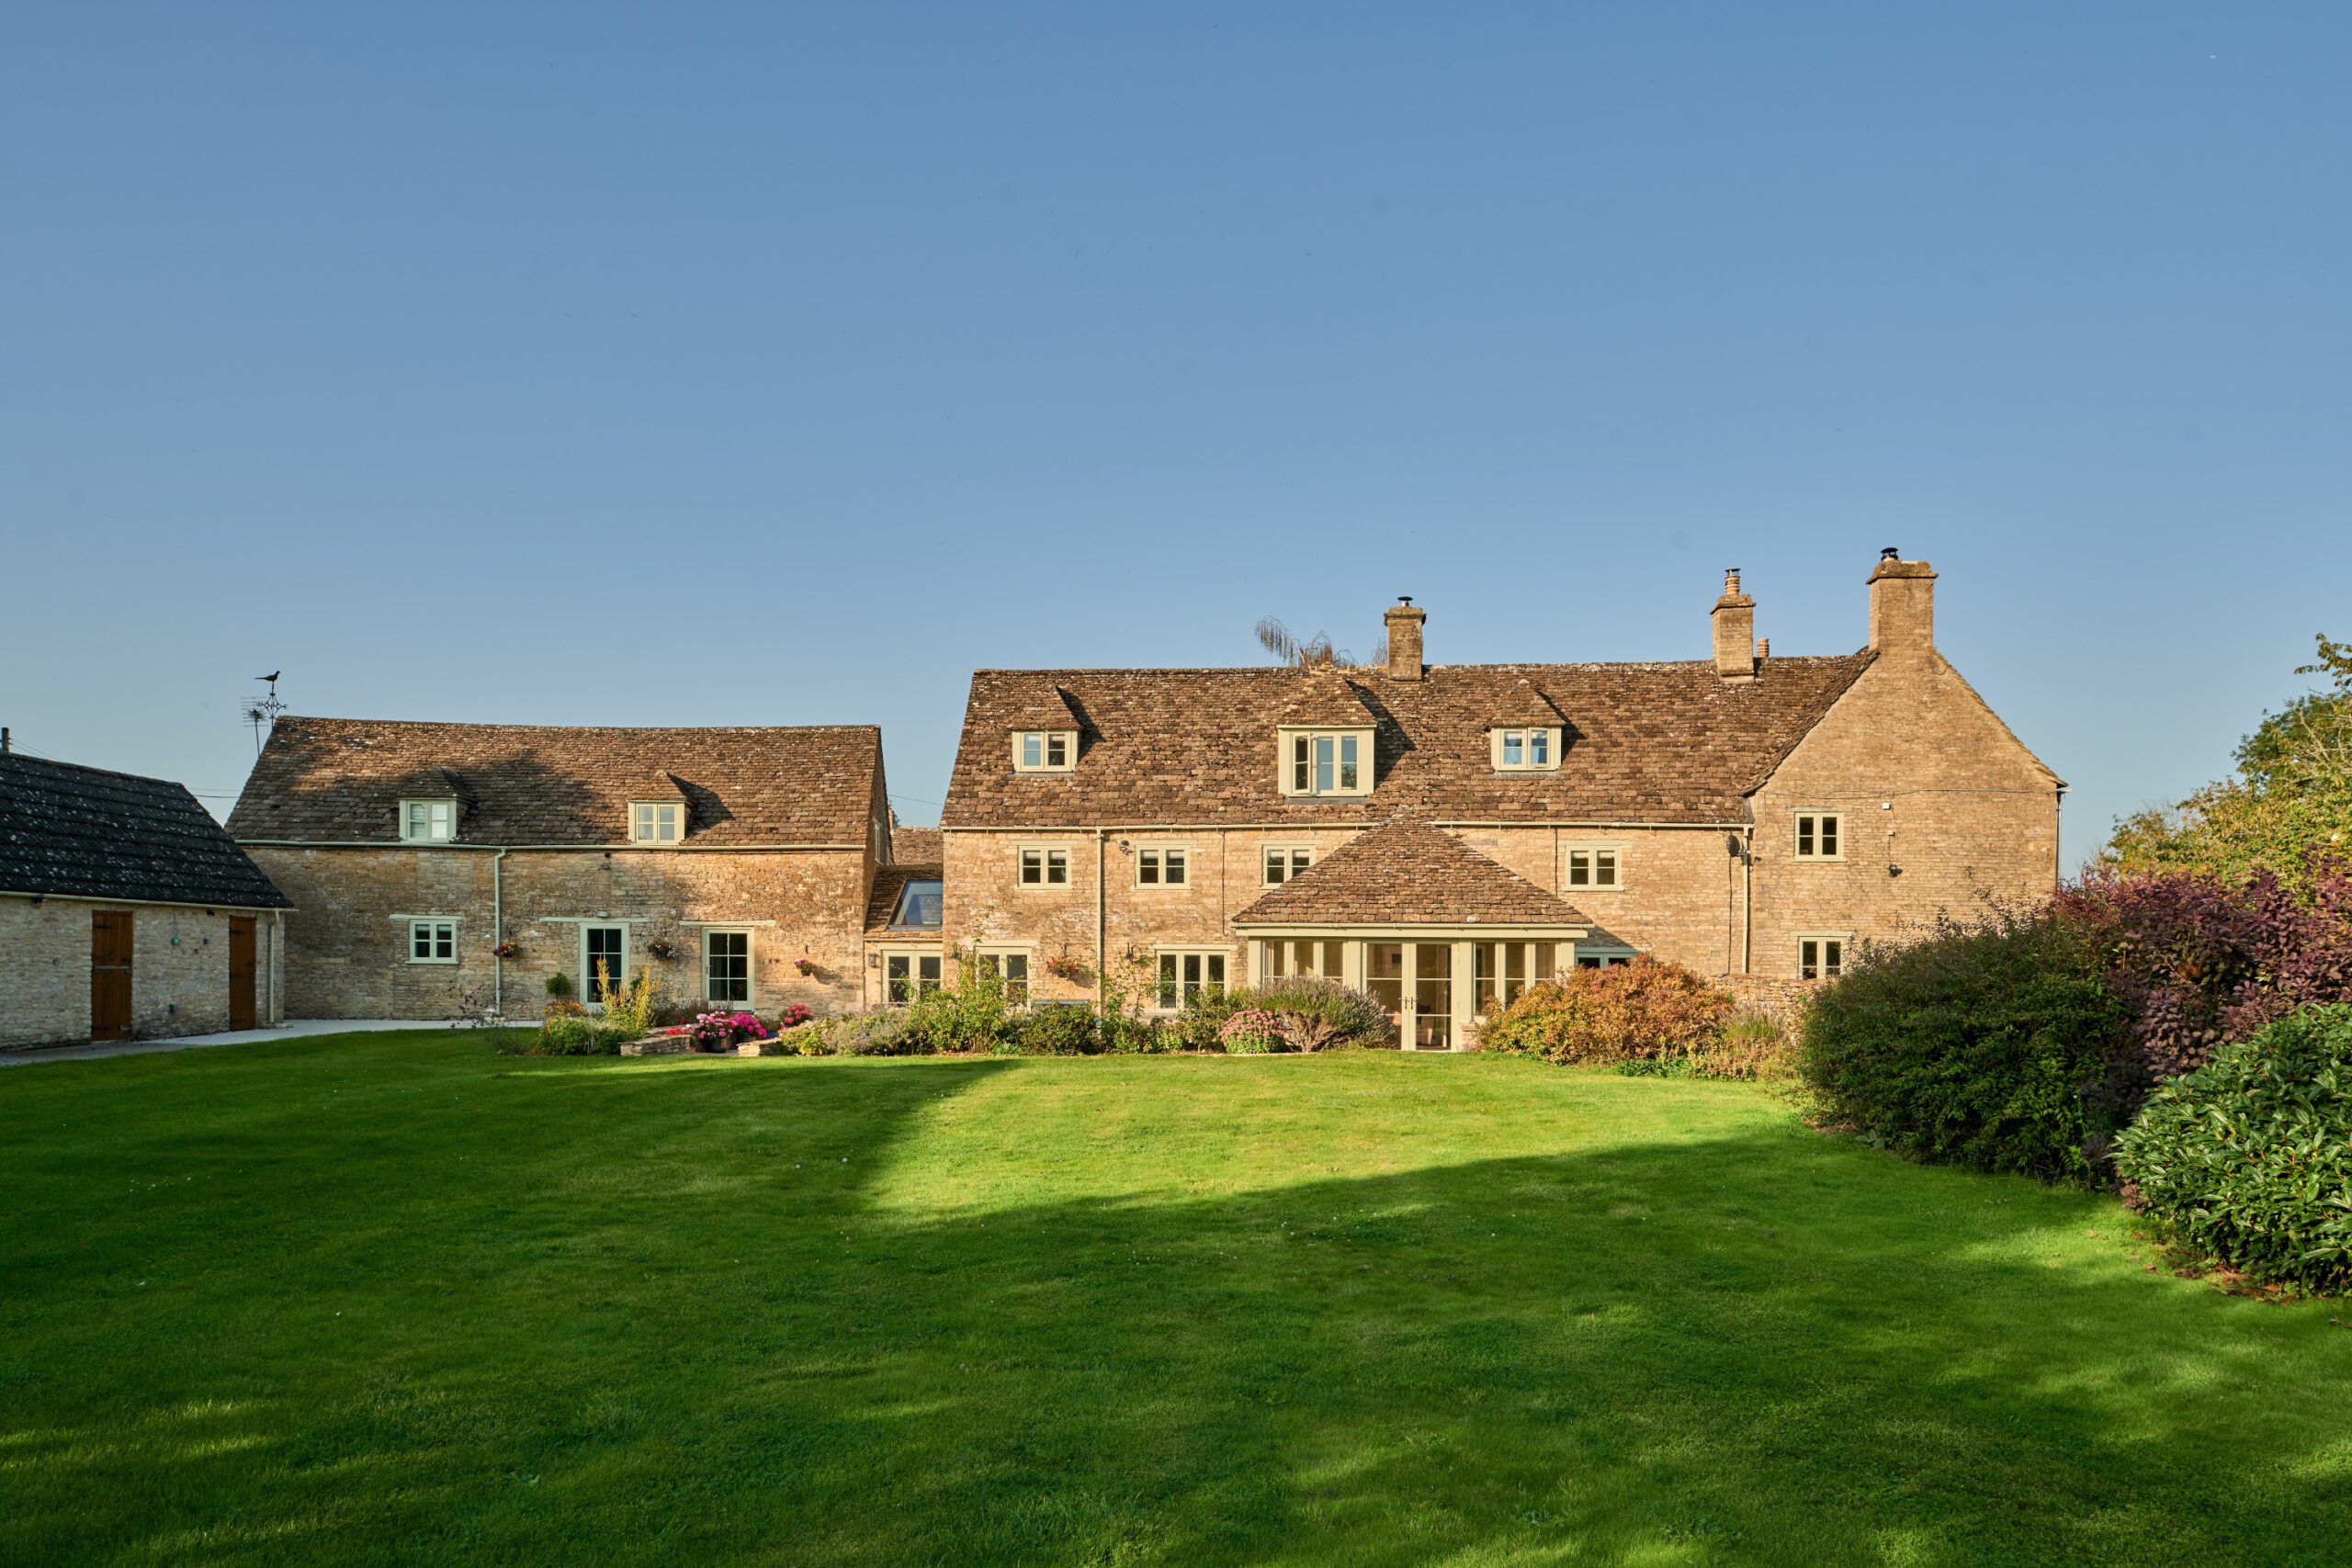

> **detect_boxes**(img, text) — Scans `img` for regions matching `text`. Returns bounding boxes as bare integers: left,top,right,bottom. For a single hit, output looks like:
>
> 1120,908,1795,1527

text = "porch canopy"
1231,818,1592,1051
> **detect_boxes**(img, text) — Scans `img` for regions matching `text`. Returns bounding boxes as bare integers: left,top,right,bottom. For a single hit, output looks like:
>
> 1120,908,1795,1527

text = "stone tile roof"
2,752,290,908
944,655,1872,828
228,717,881,847
889,827,942,863
1233,818,1590,928
865,862,944,936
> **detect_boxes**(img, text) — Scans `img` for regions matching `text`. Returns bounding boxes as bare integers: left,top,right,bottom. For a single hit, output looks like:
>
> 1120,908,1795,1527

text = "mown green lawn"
4,1033,2348,1565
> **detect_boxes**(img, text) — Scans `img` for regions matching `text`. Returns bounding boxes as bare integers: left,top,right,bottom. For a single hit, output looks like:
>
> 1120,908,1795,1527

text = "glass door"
1366,943,1405,1037
1414,943,1452,1050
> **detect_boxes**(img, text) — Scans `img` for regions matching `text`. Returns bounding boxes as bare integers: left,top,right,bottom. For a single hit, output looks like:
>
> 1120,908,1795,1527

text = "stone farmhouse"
1,745,290,1049
227,720,929,1021
937,553,2061,1047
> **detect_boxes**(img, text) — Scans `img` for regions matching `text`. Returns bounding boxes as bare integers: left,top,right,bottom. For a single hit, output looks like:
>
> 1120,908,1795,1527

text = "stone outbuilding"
228,719,916,1021
1,747,291,1049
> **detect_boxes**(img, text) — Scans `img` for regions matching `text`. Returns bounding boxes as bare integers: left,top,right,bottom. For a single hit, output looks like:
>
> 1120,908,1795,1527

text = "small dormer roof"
1001,686,1082,732
1488,680,1566,728
1275,668,1372,728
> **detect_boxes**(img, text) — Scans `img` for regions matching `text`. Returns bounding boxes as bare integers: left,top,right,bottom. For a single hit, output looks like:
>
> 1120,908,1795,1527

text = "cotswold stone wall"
1747,650,2059,980
244,846,871,1021
0,897,280,1049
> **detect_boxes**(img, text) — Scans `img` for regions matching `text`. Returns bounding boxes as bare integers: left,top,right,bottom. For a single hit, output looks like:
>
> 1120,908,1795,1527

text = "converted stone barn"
1,748,290,1049
938,552,2062,1047
228,720,915,1021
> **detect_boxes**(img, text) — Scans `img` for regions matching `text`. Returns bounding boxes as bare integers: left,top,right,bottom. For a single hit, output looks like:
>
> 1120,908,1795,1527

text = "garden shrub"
1016,1003,1102,1055
1101,1007,1171,1054
1799,909,2132,1182
685,1010,769,1051
545,971,573,1000
1218,1007,1288,1054
1250,978,1395,1052
1479,957,1732,1066
2113,1003,2352,1293
808,1010,924,1056
905,964,1020,1054
1168,987,1242,1052
2057,859,2352,1114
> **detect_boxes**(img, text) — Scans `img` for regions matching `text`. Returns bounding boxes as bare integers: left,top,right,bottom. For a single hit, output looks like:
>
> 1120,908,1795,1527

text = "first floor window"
1288,731,1363,795
1799,936,1846,981
633,802,682,843
1795,812,1842,860
1262,846,1313,885
1564,847,1621,889
1136,847,1188,886
1019,848,1069,886
402,800,455,841
976,949,1030,1003
408,919,457,963
1496,728,1555,769
705,930,752,1003
1156,950,1227,1010
1016,730,1073,771
887,952,943,1003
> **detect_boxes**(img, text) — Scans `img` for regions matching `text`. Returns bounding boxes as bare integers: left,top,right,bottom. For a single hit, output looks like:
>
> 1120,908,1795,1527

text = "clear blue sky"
5,6,2346,864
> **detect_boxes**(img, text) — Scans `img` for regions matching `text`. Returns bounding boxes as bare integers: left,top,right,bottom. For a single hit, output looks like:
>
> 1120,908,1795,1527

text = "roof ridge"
0,751,190,791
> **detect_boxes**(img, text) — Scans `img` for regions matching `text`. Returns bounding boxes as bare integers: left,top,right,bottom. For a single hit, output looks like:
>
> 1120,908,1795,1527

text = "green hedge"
2113,1003,2352,1292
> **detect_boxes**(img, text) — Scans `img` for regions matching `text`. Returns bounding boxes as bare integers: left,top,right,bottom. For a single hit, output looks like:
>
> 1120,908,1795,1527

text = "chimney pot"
1384,599,1427,681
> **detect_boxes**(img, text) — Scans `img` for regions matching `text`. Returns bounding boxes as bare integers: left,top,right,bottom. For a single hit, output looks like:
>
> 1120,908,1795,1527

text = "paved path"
0,1019,458,1067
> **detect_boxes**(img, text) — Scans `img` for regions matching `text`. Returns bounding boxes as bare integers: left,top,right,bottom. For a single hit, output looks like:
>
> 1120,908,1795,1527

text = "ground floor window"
1798,935,1847,981
1365,942,1453,1049
584,925,628,1001
1261,938,1343,984
886,951,943,1003
408,919,457,964
975,948,1030,1003
1473,942,1559,1011
704,930,752,1004
1156,950,1227,1010
1575,953,1633,970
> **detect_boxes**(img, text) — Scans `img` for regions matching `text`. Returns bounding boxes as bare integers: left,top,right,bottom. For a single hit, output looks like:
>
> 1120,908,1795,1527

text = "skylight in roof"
891,878,944,930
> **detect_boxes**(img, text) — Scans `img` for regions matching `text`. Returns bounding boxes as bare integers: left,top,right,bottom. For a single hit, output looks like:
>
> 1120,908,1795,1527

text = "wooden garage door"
229,916,256,1031
91,910,133,1042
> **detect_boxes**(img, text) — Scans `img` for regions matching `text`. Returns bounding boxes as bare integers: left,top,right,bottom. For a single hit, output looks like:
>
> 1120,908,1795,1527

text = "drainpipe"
492,848,509,1019
1094,828,1108,1012
1740,827,1753,976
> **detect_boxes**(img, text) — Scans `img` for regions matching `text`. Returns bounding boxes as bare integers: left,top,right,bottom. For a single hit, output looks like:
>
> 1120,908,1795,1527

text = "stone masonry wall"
245,846,871,1021
1747,651,2059,978
0,896,279,1049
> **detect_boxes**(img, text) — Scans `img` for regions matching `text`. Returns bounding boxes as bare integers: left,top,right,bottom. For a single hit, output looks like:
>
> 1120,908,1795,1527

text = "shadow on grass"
4,1052,2349,1566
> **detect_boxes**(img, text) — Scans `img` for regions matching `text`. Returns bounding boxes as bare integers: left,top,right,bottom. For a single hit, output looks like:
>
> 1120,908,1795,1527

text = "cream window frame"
1561,842,1626,892
974,944,1033,1003
702,928,755,1004
1278,727,1374,799
1797,933,1850,981
399,798,458,843
1152,948,1229,1012
1489,727,1563,772
880,947,944,1004
1794,811,1845,861
629,800,684,844
1016,843,1072,889
1261,843,1315,886
1012,730,1079,773
1134,844,1192,889
405,918,458,964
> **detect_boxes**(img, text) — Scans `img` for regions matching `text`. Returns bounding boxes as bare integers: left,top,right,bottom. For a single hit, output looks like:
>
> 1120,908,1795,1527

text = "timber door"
228,917,257,1031
91,910,133,1042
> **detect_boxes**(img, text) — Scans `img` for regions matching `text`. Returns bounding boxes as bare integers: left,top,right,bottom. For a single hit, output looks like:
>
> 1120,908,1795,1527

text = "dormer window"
630,802,682,843
400,799,457,842
1282,728,1372,797
1491,727,1561,772
1013,730,1078,773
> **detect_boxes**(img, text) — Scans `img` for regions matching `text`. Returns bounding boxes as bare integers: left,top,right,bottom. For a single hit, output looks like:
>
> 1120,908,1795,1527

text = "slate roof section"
1275,667,1374,727
889,827,942,863
1,752,290,908
944,655,1873,828
228,718,882,846
1233,818,1590,928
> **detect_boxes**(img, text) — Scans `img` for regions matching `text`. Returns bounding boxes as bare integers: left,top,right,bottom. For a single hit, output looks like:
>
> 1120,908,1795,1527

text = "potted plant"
795,957,819,977
1046,954,1091,986
644,939,679,962
546,971,573,1000
492,941,520,960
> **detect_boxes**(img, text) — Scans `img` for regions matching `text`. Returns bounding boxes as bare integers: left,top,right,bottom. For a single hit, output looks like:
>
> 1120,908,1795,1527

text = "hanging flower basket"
1045,954,1091,986
491,942,520,959
795,958,819,977
644,940,679,962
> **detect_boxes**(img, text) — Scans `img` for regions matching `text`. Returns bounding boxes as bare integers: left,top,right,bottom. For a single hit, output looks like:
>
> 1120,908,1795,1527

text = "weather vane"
245,671,285,755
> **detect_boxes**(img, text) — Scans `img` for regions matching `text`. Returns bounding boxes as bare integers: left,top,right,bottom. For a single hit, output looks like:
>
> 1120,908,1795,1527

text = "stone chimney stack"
1384,597,1426,682
1711,569,1757,682
1867,548,1937,656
